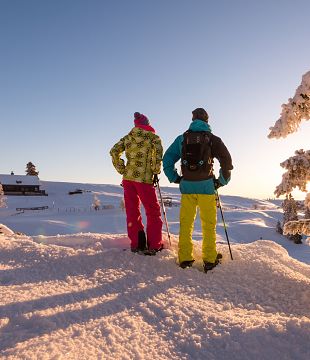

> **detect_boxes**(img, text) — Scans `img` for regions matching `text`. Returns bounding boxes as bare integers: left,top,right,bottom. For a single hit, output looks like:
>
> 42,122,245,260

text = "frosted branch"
268,71,310,138
283,219,310,236
274,149,310,196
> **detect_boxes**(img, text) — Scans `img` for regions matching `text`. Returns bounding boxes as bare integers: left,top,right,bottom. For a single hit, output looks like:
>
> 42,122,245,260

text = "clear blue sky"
1,0,309,199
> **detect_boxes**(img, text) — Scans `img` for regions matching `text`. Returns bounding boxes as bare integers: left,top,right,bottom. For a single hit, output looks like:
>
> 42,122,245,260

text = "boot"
203,253,222,273
137,230,147,251
143,244,164,256
179,260,195,269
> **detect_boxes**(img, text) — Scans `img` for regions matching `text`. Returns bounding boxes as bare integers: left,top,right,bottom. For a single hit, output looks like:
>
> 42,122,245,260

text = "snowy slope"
0,233,309,359
0,181,310,359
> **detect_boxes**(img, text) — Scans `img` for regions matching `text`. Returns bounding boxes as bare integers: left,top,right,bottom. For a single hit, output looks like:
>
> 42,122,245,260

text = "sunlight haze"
1,0,309,200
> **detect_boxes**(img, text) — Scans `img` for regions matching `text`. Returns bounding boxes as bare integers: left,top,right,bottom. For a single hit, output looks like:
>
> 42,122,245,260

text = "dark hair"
192,108,209,122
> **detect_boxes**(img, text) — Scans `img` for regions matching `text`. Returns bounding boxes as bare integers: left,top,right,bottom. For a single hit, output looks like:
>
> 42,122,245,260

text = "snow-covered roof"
0,174,41,186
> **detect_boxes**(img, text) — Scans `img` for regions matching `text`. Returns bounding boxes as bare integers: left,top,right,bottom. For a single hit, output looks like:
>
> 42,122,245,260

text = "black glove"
213,178,222,190
174,175,183,184
153,174,159,187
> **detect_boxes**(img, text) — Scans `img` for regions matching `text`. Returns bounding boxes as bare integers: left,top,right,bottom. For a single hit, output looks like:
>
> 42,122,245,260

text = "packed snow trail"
0,233,309,359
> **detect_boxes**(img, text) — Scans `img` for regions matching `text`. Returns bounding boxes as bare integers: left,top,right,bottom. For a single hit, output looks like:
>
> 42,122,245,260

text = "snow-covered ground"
0,181,309,359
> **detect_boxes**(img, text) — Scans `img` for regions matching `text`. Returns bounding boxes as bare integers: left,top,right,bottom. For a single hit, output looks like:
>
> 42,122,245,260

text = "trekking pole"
215,189,233,260
154,177,171,247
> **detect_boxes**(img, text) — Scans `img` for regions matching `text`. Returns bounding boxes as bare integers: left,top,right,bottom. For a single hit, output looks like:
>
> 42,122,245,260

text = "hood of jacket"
188,119,212,133
128,127,154,143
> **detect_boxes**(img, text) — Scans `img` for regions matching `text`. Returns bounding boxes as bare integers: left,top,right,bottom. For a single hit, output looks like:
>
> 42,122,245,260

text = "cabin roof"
0,174,41,186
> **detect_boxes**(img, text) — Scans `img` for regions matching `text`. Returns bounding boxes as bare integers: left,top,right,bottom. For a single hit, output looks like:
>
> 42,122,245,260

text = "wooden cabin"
0,174,47,196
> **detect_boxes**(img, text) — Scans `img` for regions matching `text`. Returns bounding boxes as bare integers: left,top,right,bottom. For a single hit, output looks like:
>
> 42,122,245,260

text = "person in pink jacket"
110,112,164,255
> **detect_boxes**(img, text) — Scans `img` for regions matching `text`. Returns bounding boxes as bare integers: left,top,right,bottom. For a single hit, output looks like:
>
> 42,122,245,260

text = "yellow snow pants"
179,194,218,264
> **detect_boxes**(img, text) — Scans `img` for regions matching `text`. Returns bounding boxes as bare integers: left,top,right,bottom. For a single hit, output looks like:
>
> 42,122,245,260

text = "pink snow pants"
122,180,163,250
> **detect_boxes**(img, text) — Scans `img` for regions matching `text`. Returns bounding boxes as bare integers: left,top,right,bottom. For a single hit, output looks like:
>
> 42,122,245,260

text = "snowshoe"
203,253,222,273
131,248,143,253
179,260,195,269
143,244,164,256
143,249,157,256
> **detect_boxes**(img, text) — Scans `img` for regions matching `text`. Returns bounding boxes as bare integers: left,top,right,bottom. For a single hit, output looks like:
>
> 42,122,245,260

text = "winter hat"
192,108,209,122
134,112,150,126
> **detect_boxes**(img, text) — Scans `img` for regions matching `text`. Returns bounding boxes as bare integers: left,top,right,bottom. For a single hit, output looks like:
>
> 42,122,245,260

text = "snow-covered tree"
268,71,310,241
288,196,310,239
282,195,302,243
93,195,101,210
26,162,39,176
0,184,7,208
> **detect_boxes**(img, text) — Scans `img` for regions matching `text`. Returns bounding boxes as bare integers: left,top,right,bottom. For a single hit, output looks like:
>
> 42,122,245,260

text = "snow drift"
0,181,309,358
0,232,309,359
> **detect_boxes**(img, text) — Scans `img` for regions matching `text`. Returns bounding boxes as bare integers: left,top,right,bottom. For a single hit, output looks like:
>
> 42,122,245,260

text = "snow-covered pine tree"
282,194,303,243
285,193,310,241
268,71,310,241
0,184,7,208
26,162,39,176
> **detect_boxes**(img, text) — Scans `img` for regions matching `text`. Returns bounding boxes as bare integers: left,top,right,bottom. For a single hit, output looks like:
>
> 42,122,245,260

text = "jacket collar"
134,124,156,133
189,119,212,132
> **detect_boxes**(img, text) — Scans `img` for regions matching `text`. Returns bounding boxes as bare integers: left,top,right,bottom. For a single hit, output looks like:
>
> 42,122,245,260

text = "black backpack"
181,130,213,181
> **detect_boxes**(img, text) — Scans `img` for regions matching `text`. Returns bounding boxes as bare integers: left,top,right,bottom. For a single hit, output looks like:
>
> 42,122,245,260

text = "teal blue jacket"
163,120,233,194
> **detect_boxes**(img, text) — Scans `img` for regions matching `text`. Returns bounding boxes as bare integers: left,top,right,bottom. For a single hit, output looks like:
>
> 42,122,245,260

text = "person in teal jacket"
163,108,233,272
